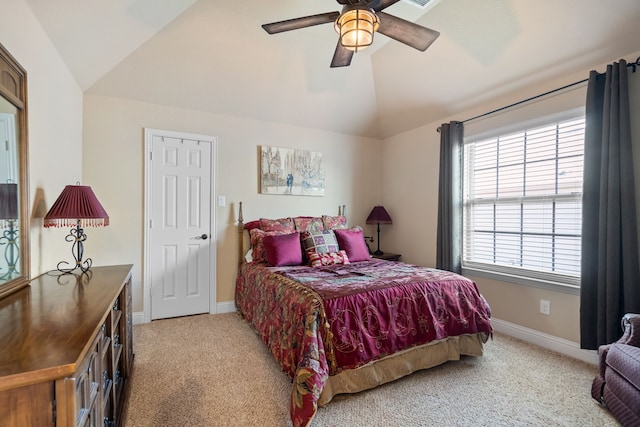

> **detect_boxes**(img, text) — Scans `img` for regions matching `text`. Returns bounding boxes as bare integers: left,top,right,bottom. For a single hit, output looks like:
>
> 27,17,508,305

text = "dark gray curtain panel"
436,121,463,274
580,60,640,349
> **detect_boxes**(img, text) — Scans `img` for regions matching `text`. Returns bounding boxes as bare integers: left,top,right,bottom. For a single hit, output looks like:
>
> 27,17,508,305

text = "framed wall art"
260,145,325,196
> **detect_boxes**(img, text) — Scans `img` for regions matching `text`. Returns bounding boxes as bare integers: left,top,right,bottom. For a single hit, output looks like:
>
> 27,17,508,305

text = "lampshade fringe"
44,218,109,228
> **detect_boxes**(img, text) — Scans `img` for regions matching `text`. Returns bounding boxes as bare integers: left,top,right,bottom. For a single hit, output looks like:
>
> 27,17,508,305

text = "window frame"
461,109,585,295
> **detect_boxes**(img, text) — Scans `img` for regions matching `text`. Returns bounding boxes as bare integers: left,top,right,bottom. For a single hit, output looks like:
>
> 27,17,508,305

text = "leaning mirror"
0,43,30,298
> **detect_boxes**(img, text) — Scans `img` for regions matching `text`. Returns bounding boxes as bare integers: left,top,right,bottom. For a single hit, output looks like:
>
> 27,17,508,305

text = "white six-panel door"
145,129,216,321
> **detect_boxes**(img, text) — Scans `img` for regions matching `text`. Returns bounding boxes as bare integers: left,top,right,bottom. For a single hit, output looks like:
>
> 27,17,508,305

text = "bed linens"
235,259,492,427
280,259,491,371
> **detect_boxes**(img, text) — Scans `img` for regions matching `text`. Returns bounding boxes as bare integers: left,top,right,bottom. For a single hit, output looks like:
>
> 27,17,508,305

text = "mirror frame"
0,43,30,298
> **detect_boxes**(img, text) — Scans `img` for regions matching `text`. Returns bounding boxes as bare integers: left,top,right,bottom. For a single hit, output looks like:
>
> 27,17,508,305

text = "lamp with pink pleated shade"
44,184,109,273
0,183,18,222
366,206,392,255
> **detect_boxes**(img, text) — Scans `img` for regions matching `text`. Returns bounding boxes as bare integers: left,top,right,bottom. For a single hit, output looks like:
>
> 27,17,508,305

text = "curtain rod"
461,56,640,125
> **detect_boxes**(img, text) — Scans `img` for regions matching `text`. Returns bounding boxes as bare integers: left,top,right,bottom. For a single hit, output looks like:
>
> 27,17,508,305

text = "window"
462,116,585,289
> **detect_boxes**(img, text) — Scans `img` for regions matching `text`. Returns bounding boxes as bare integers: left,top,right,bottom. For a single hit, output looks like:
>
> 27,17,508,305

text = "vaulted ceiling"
26,0,640,139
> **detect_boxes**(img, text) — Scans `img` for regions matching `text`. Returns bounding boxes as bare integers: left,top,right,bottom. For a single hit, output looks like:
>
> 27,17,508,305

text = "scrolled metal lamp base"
0,220,19,280
56,222,93,274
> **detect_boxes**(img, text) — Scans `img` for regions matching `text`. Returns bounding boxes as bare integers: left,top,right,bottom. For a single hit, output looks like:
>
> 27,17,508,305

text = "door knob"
196,234,208,240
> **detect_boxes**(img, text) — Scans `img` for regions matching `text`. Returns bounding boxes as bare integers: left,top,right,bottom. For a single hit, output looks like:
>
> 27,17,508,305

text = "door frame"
143,128,218,323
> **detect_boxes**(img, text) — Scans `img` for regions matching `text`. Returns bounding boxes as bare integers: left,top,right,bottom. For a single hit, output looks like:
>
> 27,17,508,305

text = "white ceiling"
25,0,640,139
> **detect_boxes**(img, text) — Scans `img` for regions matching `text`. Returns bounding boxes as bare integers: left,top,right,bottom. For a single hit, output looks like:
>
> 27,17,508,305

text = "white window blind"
462,116,585,287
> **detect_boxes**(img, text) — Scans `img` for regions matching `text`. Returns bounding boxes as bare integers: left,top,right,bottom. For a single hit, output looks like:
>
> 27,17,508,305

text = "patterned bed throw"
235,259,492,427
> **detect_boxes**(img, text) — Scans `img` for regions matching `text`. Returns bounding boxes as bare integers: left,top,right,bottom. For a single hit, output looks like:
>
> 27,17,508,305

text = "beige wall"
82,94,383,312
0,0,84,278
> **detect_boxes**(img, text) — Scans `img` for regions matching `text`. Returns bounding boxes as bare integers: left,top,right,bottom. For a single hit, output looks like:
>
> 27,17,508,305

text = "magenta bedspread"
235,259,492,427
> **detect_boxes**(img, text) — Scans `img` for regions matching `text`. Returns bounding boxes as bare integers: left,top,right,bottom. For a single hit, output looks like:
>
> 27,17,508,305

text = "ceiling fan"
262,0,440,68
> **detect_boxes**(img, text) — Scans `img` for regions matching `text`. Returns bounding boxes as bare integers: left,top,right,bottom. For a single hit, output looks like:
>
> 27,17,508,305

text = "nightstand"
372,252,401,261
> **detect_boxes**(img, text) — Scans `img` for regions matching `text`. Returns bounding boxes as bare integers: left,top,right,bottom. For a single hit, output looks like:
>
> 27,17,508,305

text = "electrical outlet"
540,299,551,315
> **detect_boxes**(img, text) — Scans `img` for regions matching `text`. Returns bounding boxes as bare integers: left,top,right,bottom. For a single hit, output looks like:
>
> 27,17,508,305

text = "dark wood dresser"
0,264,134,427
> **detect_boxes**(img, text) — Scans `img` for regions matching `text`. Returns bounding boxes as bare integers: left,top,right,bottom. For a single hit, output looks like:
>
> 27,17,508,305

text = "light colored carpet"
124,313,618,427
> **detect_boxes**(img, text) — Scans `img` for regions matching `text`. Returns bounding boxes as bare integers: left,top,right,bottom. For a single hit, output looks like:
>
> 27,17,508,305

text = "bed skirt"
318,332,489,406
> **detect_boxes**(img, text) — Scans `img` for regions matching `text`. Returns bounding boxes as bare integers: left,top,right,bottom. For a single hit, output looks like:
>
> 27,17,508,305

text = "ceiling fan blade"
330,42,354,68
262,12,340,34
338,0,376,6
368,0,402,12
376,12,440,51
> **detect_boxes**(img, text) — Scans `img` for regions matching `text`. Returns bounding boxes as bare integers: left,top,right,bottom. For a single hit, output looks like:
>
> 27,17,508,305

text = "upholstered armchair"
592,313,640,426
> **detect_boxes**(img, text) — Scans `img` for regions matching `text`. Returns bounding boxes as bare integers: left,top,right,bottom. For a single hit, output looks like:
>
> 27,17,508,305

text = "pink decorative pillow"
322,215,347,230
301,230,340,254
249,228,288,263
259,217,295,233
308,250,350,267
334,228,371,262
263,232,302,267
294,216,324,232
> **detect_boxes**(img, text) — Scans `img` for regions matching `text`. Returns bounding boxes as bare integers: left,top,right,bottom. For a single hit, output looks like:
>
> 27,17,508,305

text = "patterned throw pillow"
322,215,348,230
308,250,350,267
259,217,295,233
301,230,340,254
293,216,324,232
250,228,288,262
244,220,261,231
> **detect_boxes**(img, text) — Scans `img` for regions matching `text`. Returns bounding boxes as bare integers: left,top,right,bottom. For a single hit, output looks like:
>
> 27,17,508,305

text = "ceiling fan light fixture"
334,6,379,52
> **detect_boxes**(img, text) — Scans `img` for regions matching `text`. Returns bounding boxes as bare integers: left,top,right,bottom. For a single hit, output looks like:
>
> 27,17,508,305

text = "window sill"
462,266,580,296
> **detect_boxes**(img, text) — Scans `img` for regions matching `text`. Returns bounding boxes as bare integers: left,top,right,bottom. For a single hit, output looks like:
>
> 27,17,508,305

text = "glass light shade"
335,8,379,52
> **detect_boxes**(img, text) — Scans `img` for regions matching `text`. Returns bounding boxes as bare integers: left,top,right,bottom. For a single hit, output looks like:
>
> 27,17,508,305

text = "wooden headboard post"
237,201,244,267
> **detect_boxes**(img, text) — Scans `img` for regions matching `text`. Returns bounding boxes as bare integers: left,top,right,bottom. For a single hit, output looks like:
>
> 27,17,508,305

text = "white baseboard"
132,301,236,325
491,317,598,365
132,311,145,325
216,301,236,314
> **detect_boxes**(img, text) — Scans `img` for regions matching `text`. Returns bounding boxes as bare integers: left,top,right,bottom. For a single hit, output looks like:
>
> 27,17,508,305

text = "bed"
234,204,492,427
